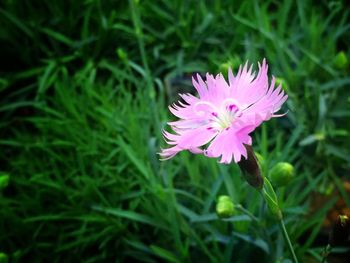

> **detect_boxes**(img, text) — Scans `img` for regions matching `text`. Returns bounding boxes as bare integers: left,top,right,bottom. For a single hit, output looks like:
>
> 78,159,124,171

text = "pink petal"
205,125,253,164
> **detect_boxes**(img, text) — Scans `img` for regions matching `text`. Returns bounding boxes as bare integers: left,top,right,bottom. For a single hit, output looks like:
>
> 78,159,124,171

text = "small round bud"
116,48,128,61
216,195,235,218
269,162,294,187
219,63,231,75
219,56,241,76
0,173,9,191
333,51,348,70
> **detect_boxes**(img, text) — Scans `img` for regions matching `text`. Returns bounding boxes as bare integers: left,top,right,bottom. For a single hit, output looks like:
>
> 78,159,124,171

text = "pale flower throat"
194,98,243,132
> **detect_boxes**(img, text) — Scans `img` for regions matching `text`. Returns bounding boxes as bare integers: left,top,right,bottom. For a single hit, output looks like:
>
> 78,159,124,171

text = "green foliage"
1,0,350,262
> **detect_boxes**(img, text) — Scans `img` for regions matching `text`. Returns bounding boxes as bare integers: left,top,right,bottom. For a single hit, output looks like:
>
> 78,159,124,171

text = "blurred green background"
1,0,350,262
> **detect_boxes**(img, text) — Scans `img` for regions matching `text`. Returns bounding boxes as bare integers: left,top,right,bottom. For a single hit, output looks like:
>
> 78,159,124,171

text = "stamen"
272,110,289,117
228,104,238,112
221,98,240,108
196,98,244,132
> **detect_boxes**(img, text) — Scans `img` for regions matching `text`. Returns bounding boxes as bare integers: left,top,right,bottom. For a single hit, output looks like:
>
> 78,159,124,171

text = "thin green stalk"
279,218,299,263
321,244,331,263
235,203,273,251
260,177,299,263
234,204,259,223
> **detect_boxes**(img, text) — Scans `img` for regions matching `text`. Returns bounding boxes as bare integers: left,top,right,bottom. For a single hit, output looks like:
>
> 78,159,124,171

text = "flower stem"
235,204,260,223
279,218,299,263
260,177,299,262
234,203,273,250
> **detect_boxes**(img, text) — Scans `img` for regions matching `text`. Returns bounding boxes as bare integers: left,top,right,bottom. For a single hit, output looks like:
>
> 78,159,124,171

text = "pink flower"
160,59,288,164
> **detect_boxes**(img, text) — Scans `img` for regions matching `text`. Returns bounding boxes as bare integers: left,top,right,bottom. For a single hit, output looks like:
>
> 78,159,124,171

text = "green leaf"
91,205,166,230
232,232,270,253
117,137,151,179
150,245,181,263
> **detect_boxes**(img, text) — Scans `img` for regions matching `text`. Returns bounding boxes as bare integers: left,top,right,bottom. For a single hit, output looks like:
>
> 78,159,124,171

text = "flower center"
194,99,242,132
211,104,240,131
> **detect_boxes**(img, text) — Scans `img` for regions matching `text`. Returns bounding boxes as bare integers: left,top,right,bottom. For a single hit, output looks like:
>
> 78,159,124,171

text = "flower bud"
216,195,235,218
0,253,8,263
333,51,348,69
219,56,241,74
238,145,264,189
254,152,265,168
329,215,350,246
0,173,9,191
269,162,294,187
219,63,231,75
116,48,128,61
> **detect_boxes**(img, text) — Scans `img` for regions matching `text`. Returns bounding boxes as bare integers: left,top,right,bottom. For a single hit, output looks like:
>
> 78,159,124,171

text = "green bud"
238,145,264,189
269,162,294,187
319,182,334,196
219,56,241,75
116,48,127,61
216,195,235,218
219,62,231,74
329,215,350,246
0,173,9,190
339,215,349,226
333,51,348,69
0,253,8,263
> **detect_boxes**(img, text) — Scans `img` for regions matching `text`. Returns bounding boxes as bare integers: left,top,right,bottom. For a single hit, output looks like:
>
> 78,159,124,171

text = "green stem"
235,204,260,223
321,244,331,263
279,218,299,263
234,203,273,250
260,177,299,262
